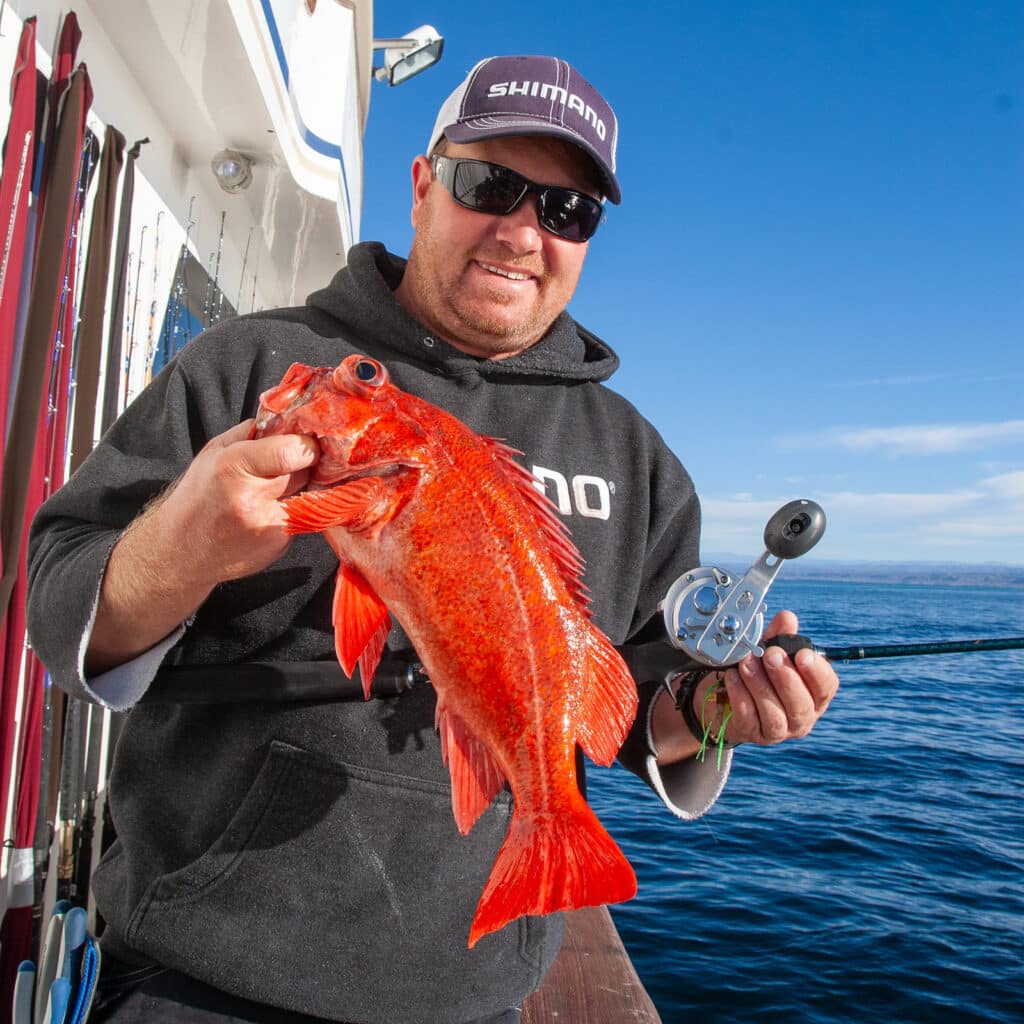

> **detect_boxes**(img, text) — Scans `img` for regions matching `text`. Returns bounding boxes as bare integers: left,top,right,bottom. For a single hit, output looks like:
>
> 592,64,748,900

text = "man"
27,55,838,1023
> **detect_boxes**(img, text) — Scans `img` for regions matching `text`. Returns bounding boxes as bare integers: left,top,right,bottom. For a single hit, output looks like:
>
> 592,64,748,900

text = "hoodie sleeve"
26,345,234,706
618,676,732,819
610,421,735,817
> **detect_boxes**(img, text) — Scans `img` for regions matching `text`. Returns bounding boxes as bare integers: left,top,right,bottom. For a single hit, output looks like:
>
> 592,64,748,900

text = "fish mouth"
309,460,420,490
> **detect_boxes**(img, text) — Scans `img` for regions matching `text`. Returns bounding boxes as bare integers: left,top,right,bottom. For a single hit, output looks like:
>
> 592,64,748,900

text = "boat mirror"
373,25,444,86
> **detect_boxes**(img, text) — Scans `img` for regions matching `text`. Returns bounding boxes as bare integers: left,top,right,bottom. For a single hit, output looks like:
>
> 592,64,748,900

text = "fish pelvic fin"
333,562,390,697
467,800,637,948
436,703,507,835
576,628,639,766
281,477,391,535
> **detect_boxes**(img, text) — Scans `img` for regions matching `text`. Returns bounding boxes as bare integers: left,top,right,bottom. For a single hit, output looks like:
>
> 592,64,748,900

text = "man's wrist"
667,668,736,761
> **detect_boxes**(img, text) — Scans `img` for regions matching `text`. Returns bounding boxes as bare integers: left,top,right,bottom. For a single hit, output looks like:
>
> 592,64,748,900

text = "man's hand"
85,420,320,674
652,609,839,765
157,420,321,589
710,609,838,746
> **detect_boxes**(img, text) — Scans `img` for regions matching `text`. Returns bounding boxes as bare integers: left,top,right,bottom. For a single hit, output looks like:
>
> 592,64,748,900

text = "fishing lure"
671,669,734,770
698,674,733,769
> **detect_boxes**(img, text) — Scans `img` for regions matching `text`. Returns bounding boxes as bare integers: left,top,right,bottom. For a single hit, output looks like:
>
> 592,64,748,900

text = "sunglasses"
431,156,604,243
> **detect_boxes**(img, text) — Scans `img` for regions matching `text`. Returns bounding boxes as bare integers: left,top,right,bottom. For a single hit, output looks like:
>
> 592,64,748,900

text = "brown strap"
69,123,125,473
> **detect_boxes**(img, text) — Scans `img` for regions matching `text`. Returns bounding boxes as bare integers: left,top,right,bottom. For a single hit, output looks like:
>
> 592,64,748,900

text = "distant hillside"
702,556,1024,589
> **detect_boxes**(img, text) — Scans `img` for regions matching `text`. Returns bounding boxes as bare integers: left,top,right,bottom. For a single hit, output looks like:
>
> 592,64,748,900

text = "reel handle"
661,500,826,668
764,501,827,559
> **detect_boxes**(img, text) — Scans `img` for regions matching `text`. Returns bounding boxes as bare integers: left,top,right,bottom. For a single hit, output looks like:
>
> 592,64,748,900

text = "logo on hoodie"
532,465,612,521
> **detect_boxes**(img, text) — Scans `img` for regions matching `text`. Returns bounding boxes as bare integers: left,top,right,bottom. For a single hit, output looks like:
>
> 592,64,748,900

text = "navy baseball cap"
427,55,621,204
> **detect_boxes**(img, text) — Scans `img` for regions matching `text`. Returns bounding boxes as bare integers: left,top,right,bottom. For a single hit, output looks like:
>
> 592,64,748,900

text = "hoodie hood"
307,242,620,384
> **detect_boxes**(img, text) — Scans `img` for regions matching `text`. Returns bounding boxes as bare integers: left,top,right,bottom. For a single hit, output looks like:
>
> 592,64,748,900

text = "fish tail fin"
467,800,636,948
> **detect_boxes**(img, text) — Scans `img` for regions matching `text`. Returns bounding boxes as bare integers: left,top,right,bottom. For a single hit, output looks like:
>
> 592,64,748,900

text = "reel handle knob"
764,499,826,559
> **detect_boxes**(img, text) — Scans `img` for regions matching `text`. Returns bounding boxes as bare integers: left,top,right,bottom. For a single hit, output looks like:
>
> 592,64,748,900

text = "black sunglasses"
431,156,603,243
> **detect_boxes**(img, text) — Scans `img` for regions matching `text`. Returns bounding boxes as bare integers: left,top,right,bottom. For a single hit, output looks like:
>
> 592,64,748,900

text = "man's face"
395,135,601,359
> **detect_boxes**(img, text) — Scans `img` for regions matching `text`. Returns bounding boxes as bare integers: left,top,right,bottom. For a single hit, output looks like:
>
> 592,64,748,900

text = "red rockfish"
252,355,638,946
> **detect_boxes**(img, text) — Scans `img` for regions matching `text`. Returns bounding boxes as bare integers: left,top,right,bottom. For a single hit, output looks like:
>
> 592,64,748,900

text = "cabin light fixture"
211,149,253,194
372,25,444,86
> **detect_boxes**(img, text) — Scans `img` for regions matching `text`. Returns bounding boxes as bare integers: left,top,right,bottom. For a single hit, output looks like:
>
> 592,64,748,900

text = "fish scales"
252,354,639,946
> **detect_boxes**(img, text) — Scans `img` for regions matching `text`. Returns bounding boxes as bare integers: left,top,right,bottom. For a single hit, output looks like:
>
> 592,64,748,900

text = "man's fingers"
736,656,791,741
794,646,840,713
200,421,320,481
204,418,257,450
230,433,321,480
718,668,764,742
763,608,798,640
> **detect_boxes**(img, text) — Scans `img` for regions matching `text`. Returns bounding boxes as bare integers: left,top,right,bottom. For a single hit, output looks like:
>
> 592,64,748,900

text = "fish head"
253,355,430,486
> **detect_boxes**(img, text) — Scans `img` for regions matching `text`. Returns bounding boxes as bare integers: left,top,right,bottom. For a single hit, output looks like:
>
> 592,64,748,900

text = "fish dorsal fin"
332,562,391,698
485,438,592,614
436,701,507,835
575,626,639,766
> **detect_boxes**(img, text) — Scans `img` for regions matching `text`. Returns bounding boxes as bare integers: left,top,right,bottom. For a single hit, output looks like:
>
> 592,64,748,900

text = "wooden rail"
522,906,662,1023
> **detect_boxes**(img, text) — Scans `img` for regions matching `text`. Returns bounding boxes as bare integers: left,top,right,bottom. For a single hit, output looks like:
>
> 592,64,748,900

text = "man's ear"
409,155,433,228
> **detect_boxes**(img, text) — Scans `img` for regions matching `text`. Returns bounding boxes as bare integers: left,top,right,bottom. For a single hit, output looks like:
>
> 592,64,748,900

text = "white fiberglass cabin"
0,0,441,399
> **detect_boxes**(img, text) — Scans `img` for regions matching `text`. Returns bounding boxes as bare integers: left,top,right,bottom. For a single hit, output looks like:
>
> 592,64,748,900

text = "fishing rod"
237,225,253,317
143,209,163,384
660,500,1023,668
249,247,260,314
141,499,1020,709
123,224,147,406
767,634,1024,662
656,499,1024,764
66,131,100,453
167,194,196,357
44,133,95,490
205,210,226,326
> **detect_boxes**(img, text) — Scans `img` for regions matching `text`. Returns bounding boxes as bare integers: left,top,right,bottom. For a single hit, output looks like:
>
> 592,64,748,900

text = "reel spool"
661,499,826,667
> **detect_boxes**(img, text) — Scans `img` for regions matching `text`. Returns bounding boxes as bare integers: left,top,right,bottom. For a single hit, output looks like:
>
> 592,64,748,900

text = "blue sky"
360,1,1023,566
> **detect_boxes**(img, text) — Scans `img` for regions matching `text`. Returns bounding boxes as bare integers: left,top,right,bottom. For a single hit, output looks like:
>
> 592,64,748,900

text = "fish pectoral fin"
333,562,391,697
282,478,390,535
435,703,507,835
575,628,639,766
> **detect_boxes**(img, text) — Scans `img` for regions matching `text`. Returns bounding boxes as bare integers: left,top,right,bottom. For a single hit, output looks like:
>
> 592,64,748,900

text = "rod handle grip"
763,633,817,659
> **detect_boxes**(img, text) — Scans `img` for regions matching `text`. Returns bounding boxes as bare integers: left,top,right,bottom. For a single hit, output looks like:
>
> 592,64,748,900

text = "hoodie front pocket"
125,740,555,1024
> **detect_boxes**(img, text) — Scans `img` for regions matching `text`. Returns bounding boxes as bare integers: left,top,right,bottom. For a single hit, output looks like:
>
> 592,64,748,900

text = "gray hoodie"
26,243,728,1023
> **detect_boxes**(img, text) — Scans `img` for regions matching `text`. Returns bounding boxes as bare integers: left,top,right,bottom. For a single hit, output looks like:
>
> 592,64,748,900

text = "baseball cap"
427,55,621,204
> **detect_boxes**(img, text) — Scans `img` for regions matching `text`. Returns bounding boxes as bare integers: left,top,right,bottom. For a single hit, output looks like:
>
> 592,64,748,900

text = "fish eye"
355,360,381,384
335,355,389,395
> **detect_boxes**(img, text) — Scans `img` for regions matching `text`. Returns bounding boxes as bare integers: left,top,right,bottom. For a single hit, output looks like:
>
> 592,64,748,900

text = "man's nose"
492,196,544,253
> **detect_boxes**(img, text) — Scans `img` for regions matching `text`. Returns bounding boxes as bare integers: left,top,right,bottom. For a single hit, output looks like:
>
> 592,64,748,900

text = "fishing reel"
660,499,826,668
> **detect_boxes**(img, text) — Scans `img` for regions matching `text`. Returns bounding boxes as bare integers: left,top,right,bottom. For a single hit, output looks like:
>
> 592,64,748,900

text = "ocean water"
588,579,1024,1024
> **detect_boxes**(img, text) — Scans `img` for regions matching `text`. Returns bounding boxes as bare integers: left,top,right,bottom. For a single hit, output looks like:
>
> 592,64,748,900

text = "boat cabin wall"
1,0,371,405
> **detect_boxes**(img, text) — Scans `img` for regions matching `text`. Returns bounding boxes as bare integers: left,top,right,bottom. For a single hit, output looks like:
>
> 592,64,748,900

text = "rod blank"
766,634,1024,663
818,637,1024,662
